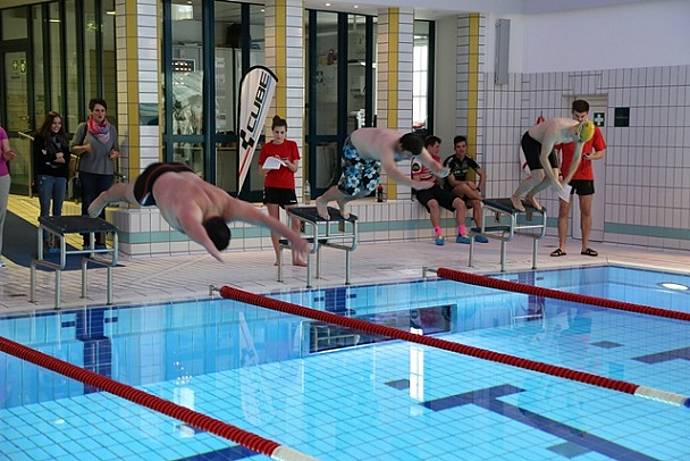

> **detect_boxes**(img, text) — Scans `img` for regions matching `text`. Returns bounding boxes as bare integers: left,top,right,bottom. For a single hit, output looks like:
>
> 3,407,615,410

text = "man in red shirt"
551,99,607,258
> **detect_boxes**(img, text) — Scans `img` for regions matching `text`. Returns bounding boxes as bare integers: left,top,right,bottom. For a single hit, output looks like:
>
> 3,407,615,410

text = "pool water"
1,265,689,460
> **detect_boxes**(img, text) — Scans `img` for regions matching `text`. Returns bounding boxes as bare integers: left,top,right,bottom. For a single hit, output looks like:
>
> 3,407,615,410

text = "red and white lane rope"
437,267,690,323
0,336,318,461
218,285,690,409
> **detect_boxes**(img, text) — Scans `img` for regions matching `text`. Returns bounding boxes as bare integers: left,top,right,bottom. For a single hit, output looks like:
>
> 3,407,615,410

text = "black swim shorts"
133,162,194,206
521,131,558,171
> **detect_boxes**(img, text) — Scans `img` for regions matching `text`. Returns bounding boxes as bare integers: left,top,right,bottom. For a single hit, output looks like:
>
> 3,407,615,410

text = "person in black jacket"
33,112,71,246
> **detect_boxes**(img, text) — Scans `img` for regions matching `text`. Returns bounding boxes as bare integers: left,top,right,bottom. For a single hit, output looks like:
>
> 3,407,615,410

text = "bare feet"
510,195,526,212
525,195,543,211
336,200,350,220
315,197,330,220
292,258,307,267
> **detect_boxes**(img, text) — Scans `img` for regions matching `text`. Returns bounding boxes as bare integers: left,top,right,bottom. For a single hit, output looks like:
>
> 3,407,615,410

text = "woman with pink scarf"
71,98,120,248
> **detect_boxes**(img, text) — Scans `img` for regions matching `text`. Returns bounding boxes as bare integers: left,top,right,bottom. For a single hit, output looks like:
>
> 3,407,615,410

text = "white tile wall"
476,63,690,250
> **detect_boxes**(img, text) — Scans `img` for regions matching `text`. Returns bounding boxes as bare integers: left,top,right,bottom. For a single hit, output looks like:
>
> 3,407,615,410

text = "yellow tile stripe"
125,0,139,181
275,0,287,114
386,8,399,199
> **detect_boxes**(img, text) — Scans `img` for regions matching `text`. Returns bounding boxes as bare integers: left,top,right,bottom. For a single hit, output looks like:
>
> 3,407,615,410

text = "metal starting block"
30,216,119,308
278,206,358,288
468,198,547,272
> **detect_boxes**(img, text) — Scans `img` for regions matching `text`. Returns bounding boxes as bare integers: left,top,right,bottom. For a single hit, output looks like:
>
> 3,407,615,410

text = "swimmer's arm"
225,198,309,254
380,152,412,186
539,131,562,189
417,148,447,177
562,142,584,185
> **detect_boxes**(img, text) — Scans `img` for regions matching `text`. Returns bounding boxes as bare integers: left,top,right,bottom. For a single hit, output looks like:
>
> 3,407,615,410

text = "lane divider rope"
0,336,318,461
437,267,690,323
219,285,690,409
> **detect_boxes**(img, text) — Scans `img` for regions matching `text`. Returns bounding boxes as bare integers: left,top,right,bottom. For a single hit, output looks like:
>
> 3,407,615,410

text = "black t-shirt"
443,155,480,181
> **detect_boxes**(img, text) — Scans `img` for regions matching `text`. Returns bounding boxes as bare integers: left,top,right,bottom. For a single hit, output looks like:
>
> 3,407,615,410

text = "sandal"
581,248,598,257
550,248,566,257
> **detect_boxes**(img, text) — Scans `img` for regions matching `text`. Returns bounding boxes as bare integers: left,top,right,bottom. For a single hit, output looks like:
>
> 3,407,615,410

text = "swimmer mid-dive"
511,118,595,212
88,162,309,262
314,128,448,220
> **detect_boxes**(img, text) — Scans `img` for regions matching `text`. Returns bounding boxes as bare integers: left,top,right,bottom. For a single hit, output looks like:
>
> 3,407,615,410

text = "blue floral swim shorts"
337,137,381,197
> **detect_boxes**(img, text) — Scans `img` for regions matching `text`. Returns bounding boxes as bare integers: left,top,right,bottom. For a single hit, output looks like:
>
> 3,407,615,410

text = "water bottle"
376,183,384,203
304,180,311,204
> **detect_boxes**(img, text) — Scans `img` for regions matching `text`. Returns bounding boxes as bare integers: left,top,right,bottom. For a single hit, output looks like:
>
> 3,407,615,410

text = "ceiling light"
659,282,689,291
354,5,359,8
105,10,116,15
261,8,265,12
325,2,331,6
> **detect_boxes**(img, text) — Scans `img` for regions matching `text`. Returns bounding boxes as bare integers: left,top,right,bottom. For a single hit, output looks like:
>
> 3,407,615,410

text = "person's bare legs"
315,185,351,220
557,198,571,251
511,170,545,212
452,197,467,230
290,215,307,266
427,199,441,229
88,182,136,217
452,183,481,201
470,199,483,228
266,203,282,265
523,171,551,211
579,194,593,252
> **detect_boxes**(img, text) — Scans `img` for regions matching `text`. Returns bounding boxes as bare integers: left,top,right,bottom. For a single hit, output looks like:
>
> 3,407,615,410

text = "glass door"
1,48,32,195
305,11,375,199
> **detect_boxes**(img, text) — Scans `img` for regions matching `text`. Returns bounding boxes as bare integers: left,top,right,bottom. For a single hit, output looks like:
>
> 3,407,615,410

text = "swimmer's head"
202,217,231,251
576,120,595,143
398,133,424,158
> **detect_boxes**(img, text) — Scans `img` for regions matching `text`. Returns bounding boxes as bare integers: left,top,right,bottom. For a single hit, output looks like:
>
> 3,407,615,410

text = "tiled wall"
108,200,463,258
479,64,690,250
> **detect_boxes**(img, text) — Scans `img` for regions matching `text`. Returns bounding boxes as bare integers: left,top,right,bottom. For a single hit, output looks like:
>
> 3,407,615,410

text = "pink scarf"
87,115,111,145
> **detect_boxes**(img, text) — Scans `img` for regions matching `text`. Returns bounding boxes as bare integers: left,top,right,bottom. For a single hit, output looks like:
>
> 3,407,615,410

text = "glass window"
347,15,366,133
315,12,338,134
172,141,204,170
171,0,204,138
249,5,265,67
65,0,79,131
413,20,431,132
32,5,46,125
84,0,98,104
49,3,63,117
102,0,117,123
2,7,28,40
213,2,241,136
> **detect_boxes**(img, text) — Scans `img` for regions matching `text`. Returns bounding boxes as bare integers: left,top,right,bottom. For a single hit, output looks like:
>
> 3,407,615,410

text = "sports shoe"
474,235,489,243
455,235,471,244
435,235,445,246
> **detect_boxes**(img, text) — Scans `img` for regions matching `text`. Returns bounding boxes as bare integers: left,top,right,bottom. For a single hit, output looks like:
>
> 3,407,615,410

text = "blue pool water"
1,265,689,460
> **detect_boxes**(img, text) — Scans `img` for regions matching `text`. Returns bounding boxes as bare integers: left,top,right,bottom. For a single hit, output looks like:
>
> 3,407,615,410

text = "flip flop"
581,248,598,257
550,248,566,257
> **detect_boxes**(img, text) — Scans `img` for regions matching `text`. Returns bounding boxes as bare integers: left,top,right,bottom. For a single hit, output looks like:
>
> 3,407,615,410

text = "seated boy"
412,136,471,245
442,136,488,243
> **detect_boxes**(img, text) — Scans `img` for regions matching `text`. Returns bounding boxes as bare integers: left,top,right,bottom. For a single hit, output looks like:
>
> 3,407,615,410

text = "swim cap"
577,120,595,143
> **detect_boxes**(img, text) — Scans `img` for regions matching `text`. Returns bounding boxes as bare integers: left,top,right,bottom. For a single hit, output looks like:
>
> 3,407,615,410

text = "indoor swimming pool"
1,265,689,460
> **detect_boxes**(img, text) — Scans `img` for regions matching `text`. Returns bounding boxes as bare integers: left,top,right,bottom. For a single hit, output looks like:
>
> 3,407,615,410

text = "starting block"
30,216,119,308
468,198,547,272
278,206,358,288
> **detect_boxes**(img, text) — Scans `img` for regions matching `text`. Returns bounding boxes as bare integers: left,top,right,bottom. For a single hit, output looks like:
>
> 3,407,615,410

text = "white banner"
236,66,278,191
